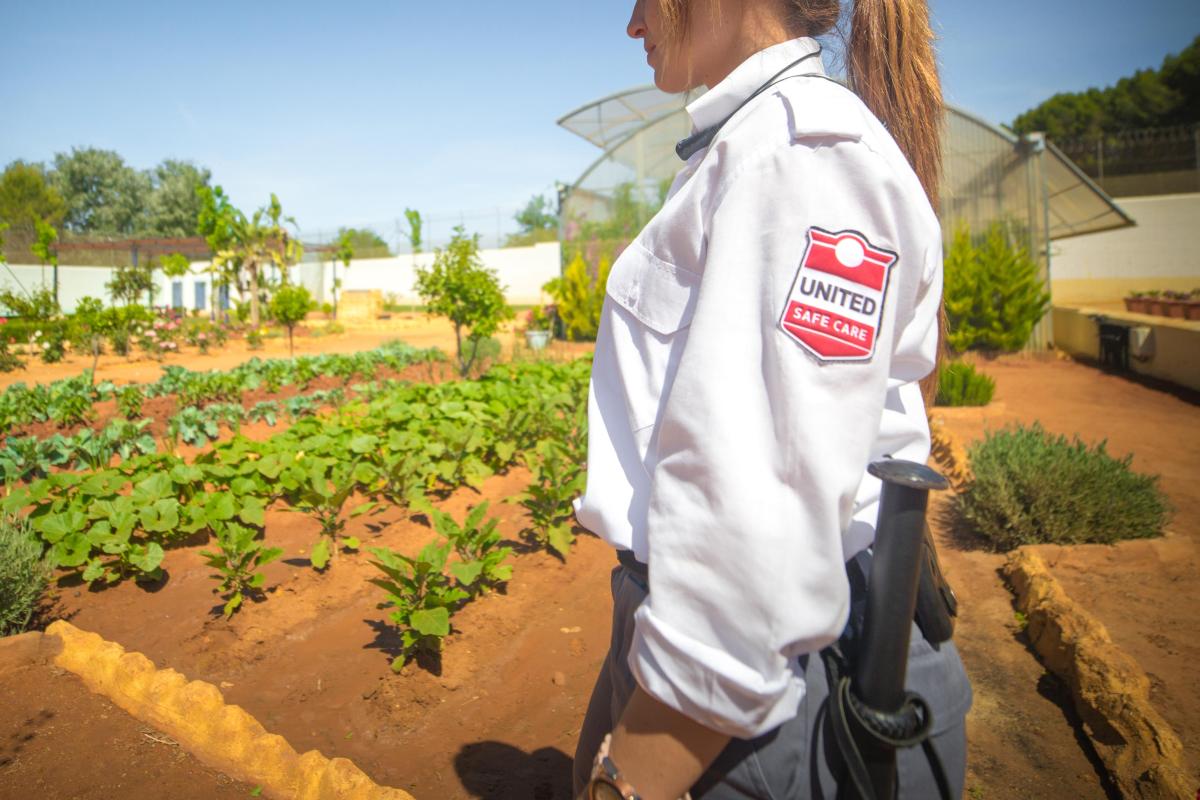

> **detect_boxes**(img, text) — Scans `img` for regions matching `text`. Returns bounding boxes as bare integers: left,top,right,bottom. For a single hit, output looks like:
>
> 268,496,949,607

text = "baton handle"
851,459,949,799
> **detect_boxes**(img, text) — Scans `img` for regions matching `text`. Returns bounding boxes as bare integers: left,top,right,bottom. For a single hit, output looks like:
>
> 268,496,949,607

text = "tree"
51,147,151,235
268,284,315,357
205,190,302,327
414,226,512,377
30,218,59,301
332,230,354,318
0,161,66,261
106,261,156,306
506,193,559,247
335,227,389,257
146,160,212,236
1013,35,1199,137
403,208,423,254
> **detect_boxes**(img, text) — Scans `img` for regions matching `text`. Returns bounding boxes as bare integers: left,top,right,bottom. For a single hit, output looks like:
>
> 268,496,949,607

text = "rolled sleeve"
627,140,935,738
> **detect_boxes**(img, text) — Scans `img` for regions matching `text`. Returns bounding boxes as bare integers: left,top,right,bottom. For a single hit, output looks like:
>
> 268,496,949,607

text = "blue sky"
2,1,1197,247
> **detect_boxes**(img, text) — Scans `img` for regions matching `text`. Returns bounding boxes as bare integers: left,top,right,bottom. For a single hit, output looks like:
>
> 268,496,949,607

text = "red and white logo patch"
778,227,897,362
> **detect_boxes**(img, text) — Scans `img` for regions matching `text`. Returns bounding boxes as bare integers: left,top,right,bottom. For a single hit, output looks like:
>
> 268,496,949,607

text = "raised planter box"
1123,298,1200,320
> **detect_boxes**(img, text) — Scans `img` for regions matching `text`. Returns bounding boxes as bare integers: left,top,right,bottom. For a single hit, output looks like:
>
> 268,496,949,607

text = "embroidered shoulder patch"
778,227,897,362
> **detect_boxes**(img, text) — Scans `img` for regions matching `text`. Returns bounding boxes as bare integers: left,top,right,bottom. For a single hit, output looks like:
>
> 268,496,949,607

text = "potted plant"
523,305,554,350
1162,290,1189,318
1124,291,1150,314
1187,289,1200,321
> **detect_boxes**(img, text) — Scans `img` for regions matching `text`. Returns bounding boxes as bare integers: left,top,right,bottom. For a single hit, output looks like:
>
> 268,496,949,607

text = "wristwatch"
587,753,642,800
587,734,642,800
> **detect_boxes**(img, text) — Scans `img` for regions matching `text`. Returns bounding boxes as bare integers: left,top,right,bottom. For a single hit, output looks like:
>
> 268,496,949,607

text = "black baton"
844,459,949,799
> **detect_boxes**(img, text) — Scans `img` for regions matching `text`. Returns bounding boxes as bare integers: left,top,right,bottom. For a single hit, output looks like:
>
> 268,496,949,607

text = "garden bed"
3,341,1198,799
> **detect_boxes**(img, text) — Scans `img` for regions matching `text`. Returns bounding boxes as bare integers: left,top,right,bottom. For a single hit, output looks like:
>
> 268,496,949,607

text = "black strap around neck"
675,47,823,161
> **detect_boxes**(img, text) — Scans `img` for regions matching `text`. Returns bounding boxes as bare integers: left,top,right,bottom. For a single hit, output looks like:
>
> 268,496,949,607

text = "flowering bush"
522,304,555,332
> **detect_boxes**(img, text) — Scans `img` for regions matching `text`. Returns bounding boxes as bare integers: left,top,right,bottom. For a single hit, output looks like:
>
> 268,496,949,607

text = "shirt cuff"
628,603,807,739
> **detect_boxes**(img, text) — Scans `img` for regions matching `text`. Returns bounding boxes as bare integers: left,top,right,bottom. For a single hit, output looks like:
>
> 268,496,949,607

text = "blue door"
218,284,231,311
194,282,207,311
171,281,184,309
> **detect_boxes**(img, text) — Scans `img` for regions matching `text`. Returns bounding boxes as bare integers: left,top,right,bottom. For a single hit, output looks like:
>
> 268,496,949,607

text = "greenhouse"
557,84,1135,347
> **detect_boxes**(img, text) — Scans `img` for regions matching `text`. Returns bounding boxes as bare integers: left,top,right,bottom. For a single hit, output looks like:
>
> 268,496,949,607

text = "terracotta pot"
1164,301,1187,319
1185,302,1200,321
1125,298,1150,314
1146,300,1167,316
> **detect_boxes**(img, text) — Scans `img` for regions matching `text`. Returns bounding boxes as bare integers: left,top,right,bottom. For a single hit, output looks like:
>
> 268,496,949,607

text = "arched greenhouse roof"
558,84,1133,242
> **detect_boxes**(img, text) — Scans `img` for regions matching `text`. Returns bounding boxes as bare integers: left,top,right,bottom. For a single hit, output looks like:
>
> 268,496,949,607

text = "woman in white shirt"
573,1,972,798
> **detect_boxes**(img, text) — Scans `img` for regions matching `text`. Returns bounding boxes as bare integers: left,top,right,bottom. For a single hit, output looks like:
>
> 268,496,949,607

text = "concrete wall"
1051,193,1200,304
1053,305,1200,392
0,240,562,314
328,241,560,306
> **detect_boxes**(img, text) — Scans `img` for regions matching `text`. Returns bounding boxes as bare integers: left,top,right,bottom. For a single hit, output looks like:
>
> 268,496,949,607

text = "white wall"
327,241,561,306
0,262,234,314
1050,193,1200,302
0,241,562,313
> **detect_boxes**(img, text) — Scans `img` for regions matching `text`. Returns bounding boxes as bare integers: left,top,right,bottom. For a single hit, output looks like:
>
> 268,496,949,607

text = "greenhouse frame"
557,83,1134,347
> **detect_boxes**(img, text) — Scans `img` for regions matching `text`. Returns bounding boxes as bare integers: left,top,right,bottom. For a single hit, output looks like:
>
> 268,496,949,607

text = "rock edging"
44,620,415,800
1002,549,1193,800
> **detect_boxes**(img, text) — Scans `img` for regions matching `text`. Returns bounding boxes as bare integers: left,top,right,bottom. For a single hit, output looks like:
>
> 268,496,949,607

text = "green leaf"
82,558,106,583
38,509,87,544
390,655,405,673
207,492,237,522
450,560,483,586
343,536,361,551
238,497,266,527
132,472,173,505
52,534,91,569
310,538,331,570
348,501,376,518
248,572,266,588
547,524,575,558
410,606,450,637
224,592,243,618
348,434,377,454
131,542,165,573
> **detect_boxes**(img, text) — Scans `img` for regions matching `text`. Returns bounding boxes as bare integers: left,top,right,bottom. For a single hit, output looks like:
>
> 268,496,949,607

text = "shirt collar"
685,37,826,133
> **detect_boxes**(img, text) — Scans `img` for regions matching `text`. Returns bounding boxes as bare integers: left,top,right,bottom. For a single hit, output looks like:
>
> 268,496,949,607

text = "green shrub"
268,284,314,357
1,514,51,636
956,423,1172,551
943,222,1051,352
935,361,996,407
542,252,610,341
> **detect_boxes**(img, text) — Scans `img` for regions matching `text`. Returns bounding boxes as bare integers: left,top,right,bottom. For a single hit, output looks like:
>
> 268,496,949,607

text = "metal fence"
1053,124,1200,197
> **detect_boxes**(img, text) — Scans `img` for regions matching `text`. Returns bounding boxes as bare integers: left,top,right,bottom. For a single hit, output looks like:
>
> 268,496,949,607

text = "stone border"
22,620,416,800
1003,550,1193,800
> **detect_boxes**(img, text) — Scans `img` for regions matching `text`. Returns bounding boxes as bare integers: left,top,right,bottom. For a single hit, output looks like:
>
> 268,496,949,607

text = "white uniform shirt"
573,37,943,739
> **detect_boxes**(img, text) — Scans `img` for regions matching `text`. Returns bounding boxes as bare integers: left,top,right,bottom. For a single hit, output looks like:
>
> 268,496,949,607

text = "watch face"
589,778,626,800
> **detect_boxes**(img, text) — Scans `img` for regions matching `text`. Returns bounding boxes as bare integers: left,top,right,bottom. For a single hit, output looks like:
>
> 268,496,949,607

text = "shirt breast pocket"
604,242,702,435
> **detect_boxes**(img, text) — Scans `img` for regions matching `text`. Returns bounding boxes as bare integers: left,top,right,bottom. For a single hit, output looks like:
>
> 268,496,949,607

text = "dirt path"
0,315,593,392
0,655,255,799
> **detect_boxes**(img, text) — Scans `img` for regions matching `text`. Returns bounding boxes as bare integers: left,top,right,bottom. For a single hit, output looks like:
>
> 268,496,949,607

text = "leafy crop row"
0,339,441,433
4,359,592,656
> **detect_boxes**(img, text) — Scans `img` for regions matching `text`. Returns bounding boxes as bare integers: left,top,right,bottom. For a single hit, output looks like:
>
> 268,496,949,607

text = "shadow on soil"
454,740,573,799
361,618,442,676
0,709,53,768
1000,573,1123,800
1034,672,1123,799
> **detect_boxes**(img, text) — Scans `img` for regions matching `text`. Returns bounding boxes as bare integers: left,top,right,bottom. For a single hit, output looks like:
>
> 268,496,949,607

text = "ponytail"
846,0,944,209
845,0,946,404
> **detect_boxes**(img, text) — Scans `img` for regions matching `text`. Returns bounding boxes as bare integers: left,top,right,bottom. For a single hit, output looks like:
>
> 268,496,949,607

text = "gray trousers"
573,561,973,799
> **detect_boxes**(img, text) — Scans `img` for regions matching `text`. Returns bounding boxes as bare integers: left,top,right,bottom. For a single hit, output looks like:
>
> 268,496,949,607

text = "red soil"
1,349,1196,800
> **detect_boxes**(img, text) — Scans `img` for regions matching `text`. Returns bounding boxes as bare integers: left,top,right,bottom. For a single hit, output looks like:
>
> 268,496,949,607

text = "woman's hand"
604,685,730,800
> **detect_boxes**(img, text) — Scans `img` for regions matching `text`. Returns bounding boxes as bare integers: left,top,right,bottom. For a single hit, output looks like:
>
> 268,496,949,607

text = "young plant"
268,284,315,357
200,522,283,617
116,385,143,419
425,500,513,596
368,541,468,671
515,440,586,557
285,457,374,570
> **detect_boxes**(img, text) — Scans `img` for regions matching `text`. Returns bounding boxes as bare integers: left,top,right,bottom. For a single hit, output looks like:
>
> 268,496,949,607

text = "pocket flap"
606,243,701,335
